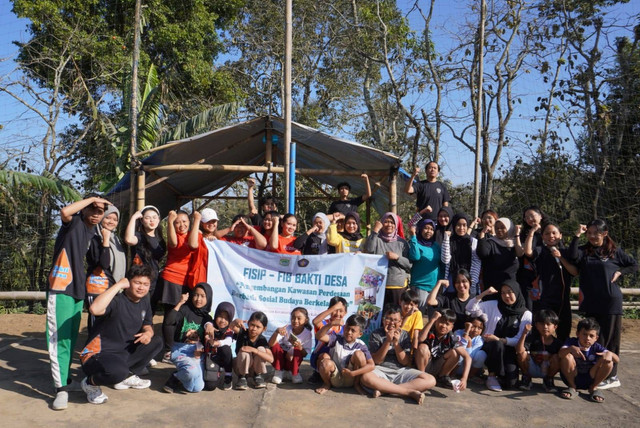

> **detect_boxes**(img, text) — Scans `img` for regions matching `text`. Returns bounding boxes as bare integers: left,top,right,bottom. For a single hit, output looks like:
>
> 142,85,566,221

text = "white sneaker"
52,391,68,410
291,373,303,384
271,370,284,384
81,377,108,404
114,374,152,390
148,358,158,367
598,375,621,390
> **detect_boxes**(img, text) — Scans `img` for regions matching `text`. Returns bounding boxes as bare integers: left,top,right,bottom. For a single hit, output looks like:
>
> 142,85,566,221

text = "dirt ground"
1,314,639,428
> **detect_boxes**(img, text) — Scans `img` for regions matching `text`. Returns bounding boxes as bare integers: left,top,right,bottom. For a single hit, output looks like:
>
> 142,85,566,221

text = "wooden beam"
143,164,390,176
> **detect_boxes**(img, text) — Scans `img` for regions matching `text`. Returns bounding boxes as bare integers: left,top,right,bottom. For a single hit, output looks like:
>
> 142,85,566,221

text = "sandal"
589,389,605,403
561,387,578,400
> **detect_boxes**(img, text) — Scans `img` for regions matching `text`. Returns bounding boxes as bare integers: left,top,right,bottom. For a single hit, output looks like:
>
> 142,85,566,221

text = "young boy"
360,304,435,404
79,264,162,405
516,309,562,392
46,194,110,410
315,314,375,395
308,297,348,384
327,173,372,217
415,309,471,390
559,317,619,403
400,289,424,351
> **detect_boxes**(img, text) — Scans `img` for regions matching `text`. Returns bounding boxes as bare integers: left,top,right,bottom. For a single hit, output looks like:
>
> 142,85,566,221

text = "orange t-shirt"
270,235,301,255
161,232,195,285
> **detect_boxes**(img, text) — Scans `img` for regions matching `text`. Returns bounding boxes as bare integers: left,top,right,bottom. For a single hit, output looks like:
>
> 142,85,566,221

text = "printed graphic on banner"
205,241,388,339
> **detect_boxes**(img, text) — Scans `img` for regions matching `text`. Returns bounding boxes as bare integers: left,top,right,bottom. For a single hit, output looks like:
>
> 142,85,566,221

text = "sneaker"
114,374,151,390
254,374,267,389
271,370,284,384
598,375,621,390
486,376,502,392
52,391,68,410
162,351,172,364
438,375,453,389
163,374,182,393
519,374,532,391
148,358,158,367
543,376,557,393
291,373,303,384
307,371,322,384
222,376,233,391
284,371,293,381
81,377,108,404
236,376,248,390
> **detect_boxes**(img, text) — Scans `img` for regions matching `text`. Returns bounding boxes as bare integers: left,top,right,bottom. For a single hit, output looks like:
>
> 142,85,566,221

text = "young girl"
569,219,638,388
454,315,487,381
529,223,577,342
365,212,411,307
408,219,441,311
441,213,481,296
219,214,268,249
293,212,330,255
232,311,274,390
269,307,313,384
269,213,301,255
515,206,548,310
124,205,166,314
471,209,499,239
203,301,236,390
434,206,453,245
260,210,279,242
427,269,473,332
85,204,127,332
327,211,365,253
162,283,213,393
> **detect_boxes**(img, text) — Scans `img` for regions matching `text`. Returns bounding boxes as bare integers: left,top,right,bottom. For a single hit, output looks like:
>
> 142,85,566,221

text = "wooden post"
390,168,398,214
136,169,145,211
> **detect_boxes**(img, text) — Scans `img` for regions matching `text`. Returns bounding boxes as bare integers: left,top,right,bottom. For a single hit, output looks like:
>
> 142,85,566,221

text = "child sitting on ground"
415,309,471,391
314,314,375,395
516,309,562,392
202,301,236,390
400,289,424,352
454,315,487,382
308,297,348,384
269,307,313,384
232,311,274,390
559,317,619,403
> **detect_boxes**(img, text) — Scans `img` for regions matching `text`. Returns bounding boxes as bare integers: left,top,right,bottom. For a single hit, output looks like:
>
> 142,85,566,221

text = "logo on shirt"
436,188,441,194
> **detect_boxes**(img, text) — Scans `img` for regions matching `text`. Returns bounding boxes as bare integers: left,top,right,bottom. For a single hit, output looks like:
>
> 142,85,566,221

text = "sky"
0,0,638,186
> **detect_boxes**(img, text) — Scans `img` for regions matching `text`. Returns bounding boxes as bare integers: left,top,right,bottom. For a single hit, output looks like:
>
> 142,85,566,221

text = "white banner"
205,240,388,339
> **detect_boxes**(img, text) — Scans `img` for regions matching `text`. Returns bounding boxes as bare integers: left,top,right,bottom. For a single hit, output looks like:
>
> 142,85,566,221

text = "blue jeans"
171,343,204,392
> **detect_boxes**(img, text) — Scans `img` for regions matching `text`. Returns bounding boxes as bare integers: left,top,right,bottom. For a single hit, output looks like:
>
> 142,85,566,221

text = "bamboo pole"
390,168,398,214
142,164,391,176
136,169,145,210
473,0,486,218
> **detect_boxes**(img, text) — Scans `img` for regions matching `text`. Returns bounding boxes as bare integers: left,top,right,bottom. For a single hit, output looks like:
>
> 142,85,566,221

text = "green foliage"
0,170,81,202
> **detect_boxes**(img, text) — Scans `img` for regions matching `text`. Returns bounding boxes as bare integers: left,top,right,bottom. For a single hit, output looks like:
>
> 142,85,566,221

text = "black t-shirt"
328,196,364,215
476,238,519,289
48,214,95,300
81,293,152,360
234,329,269,354
532,245,573,309
436,294,472,331
525,331,562,365
413,180,450,221
133,232,166,277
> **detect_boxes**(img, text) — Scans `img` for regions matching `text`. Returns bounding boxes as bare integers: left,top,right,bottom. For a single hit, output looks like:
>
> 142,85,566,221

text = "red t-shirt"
185,232,209,289
270,235,301,255
161,232,195,285
222,234,256,248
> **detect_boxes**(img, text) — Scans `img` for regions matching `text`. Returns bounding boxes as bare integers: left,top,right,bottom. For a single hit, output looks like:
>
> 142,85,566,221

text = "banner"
206,240,388,339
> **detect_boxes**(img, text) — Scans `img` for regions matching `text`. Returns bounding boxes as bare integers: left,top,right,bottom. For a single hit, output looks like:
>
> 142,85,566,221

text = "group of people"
45,161,636,410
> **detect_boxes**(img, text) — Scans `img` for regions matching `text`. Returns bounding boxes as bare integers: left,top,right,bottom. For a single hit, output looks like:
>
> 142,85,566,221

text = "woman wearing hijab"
85,204,127,332
408,218,442,311
434,206,454,245
441,212,481,296
365,212,412,306
327,211,366,253
476,217,520,297
466,280,532,391
162,283,215,393
293,212,330,255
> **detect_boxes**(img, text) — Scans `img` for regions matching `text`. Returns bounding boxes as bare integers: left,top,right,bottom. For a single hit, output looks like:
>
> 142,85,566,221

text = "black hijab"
187,283,213,319
449,212,472,274
213,301,236,336
339,211,363,241
494,280,527,338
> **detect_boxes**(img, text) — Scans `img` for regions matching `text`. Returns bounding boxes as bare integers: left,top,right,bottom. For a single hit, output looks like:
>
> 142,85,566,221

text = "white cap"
201,208,218,223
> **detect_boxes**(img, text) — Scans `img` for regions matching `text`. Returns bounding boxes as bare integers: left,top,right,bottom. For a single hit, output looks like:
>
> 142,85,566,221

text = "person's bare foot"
409,390,424,404
315,384,331,395
372,389,381,398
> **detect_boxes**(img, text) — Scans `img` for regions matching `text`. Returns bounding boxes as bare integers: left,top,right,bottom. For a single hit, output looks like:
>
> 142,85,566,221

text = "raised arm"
60,196,110,223
188,211,201,250
404,167,419,195
427,279,448,307
166,210,178,248
124,210,142,246
247,178,258,216
90,277,129,316
361,173,372,201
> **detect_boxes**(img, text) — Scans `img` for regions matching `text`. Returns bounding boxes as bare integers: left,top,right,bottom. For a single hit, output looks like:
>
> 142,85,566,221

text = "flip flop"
561,387,578,400
590,389,605,403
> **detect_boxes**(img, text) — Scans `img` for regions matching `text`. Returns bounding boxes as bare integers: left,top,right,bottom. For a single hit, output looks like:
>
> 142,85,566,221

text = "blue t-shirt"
562,337,608,375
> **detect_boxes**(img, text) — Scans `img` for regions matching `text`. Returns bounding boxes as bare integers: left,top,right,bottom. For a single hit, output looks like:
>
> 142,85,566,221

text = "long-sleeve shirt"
476,238,519,289
408,236,441,291
365,232,411,288
569,236,638,314
326,224,365,253
465,297,532,347
441,234,481,295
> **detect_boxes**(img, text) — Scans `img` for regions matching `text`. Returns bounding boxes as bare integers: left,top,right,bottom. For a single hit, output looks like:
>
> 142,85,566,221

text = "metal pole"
473,0,486,218
284,0,293,214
